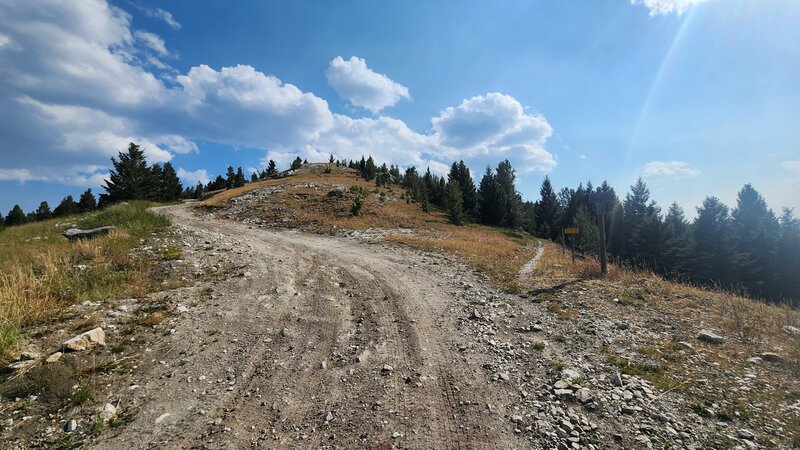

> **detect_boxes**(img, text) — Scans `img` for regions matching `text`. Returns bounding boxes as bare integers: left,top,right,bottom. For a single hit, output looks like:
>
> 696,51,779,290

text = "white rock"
45,352,63,363
698,330,724,345
63,327,105,351
64,419,77,433
99,403,117,422
561,369,580,381
7,360,36,371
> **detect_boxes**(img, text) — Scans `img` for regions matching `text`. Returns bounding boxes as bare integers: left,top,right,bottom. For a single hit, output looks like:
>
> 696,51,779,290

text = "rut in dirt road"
96,205,526,449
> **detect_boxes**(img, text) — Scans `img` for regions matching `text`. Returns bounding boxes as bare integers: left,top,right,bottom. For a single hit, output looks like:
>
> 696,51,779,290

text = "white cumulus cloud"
177,168,210,186
326,56,410,113
139,6,181,30
630,0,713,16
0,0,558,194
642,161,701,178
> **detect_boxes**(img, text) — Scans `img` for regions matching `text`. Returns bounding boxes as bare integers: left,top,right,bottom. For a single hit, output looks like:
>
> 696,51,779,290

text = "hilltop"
0,162,797,449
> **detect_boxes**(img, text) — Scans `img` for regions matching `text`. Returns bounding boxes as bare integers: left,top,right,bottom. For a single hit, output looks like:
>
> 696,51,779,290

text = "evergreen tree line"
530,176,800,305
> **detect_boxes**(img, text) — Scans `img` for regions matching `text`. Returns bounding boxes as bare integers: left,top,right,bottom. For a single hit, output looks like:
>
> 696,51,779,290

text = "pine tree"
660,202,693,276
477,167,504,226
234,167,246,188
448,161,477,217
0,214,5,230
194,182,205,199
495,160,521,228
160,162,183,201
5,205,26,226
691,197,734,287
445,180,465,225
78,189,97,212
35,201,52,221
54,195,79,217
267,160,278,177
730,184,780,299
777,208,800,303
364,156,377,181
329,154,335,164
251,172,259,183
102,142,156,204
535,176,560,239
290,157,303,170
225,166,236,189
573,204,599,254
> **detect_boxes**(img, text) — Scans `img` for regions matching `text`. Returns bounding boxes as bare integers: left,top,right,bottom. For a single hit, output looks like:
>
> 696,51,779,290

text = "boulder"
99,403,117,422
46,352,63,363
63,226,116,241
560,369,580,381
63,327,105,351
698,330,725,345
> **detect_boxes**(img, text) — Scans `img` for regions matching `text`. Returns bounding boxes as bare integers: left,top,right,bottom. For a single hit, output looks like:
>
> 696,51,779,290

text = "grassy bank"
0,201,170,362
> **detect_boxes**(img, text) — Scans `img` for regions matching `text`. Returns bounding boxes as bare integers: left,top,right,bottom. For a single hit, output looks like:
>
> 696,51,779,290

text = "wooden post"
570,234,576,263
598,209,607,274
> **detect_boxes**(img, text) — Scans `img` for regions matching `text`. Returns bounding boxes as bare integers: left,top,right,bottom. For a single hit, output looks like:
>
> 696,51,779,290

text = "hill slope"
1,163,797,448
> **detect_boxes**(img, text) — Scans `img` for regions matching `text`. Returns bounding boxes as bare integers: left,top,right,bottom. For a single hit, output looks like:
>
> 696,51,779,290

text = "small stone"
511,415,523,424
391,431,401,439
737,429,755,440
759,352,782,363
531,324,543,332
469,309,482,320
561,369,580,381
623,390,634,401
554,389,573,397
175,305,189,313
19,350,41,361
677,341,695,351
64,419,77,433
576,388,593,404
611,372,623,387
498,372,510,381
99,403,117,422
746,357,763,364
325,412,334,422
46,352,63,363
698,330,724,345
554,380,570,390
381,364,394,374
7,360,36,371
63,327,105,352
320,361,327,370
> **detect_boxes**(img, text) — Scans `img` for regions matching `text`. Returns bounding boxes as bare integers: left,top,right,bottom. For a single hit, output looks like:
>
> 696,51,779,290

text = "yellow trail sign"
564,227,579,235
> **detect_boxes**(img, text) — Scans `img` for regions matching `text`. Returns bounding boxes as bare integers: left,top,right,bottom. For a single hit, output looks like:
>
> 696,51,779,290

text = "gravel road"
97,204,526,449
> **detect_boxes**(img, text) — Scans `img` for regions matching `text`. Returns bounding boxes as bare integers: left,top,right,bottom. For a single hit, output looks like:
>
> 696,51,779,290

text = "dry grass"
203,163,539,288
0,202,169,362
389,226,537,289
533,240,800,370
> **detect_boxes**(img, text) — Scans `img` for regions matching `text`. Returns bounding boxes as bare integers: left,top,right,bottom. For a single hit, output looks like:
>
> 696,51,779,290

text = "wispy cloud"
139,6,181,30
629,0,713,16
642,160,700,178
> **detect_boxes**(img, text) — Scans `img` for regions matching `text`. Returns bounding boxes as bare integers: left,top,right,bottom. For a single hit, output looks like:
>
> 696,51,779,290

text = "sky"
1,0,798,218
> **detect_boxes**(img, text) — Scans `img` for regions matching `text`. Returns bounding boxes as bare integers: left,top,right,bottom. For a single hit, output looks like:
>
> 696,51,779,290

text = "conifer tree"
225,166,236,189
364,156,377,181
54,195,79,217
290,157,303,170
35,201,52,221
477,167,504,226
573,204,599,253
448,161,477,217
5,205,26,226
691,196,734,286
78,189,97,212
730,184,780,298
234,167,246,188
445,180,465,225
102,142,156,204
266,160,278,177
160,162,183,201
251,172,258,183
535,176,560,239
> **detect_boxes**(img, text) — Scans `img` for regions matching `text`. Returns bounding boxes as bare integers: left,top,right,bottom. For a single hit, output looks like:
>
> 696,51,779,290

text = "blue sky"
1,0,798,217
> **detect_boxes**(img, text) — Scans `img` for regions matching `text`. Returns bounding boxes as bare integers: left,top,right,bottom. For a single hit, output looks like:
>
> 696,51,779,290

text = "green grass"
0,201,170,362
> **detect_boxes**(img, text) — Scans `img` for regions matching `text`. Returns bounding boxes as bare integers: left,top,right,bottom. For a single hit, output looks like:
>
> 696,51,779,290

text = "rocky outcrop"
63,226,116,240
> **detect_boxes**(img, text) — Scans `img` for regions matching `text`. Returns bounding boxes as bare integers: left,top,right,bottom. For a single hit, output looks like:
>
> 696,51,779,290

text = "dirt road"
97,204,527,449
